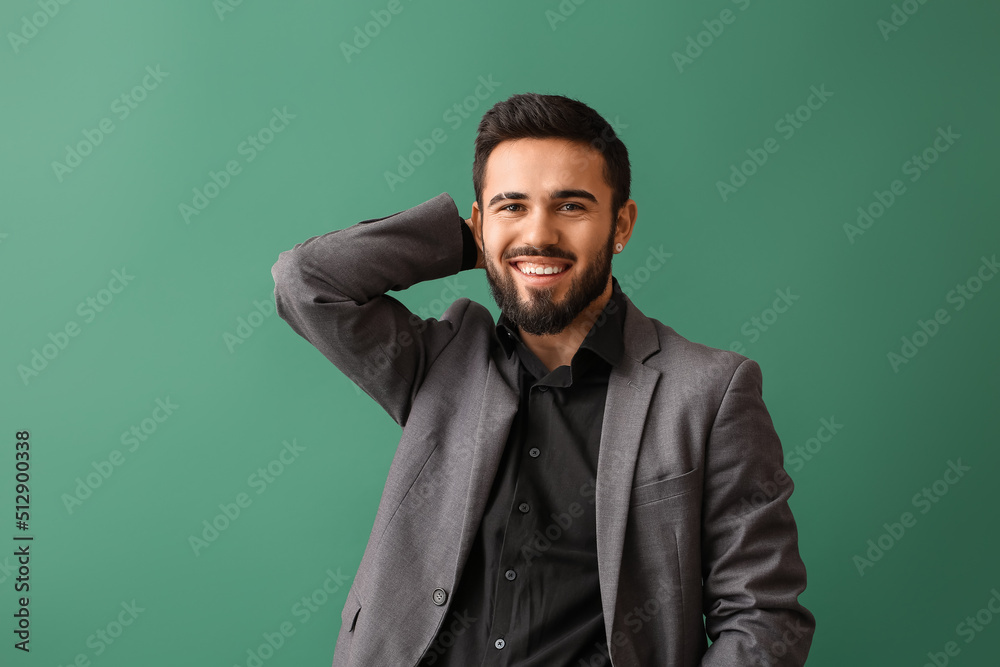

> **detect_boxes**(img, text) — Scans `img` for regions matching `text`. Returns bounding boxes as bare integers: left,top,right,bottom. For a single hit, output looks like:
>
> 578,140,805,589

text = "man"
271,93,815,666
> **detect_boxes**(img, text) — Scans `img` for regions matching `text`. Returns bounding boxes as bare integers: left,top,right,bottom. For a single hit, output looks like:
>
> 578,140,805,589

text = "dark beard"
484,224,615,336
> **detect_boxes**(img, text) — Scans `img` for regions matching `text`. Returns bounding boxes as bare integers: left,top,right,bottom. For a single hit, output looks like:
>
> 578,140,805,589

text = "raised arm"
270,192,479,426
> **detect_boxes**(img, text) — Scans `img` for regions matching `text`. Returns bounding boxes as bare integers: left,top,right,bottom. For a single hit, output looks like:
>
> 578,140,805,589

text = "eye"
560,202,584,211
500,203,524,212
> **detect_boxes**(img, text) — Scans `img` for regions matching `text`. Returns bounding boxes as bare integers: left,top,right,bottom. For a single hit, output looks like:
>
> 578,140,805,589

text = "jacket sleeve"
699,358,816,666
270,192,473,427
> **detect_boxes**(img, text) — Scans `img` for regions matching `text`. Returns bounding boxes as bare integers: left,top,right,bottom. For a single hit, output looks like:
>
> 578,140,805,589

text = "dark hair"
473,93,631,217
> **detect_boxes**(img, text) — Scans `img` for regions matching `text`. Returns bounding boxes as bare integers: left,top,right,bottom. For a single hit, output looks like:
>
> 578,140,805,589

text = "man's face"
474,137,620,337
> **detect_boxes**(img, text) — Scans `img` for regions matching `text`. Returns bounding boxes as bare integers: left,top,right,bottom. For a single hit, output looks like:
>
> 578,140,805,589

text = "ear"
471,200,483,247
613,199,638,251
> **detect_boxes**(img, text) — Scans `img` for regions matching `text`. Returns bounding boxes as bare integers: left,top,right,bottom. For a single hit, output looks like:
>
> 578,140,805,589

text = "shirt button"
495,638,506,649
518,502,530,513
505,569,516,581
431,588,448,606
538,385,549,392
528,447,540,458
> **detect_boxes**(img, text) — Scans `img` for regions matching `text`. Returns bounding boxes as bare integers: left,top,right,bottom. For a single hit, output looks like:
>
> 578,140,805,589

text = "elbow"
270,248,310,320
271,248,298,289
272,247,315,303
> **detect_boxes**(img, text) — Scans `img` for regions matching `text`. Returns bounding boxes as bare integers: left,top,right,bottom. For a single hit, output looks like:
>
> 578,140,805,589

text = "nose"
519,210,560,251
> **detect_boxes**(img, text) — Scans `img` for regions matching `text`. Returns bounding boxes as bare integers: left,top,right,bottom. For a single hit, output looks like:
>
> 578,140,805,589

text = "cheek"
482,232,509,260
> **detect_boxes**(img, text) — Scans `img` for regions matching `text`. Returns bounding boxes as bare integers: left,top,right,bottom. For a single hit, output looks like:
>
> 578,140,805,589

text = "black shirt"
417,220,626,666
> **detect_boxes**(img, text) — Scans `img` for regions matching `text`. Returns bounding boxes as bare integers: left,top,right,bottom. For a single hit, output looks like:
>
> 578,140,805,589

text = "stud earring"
615,243,623,253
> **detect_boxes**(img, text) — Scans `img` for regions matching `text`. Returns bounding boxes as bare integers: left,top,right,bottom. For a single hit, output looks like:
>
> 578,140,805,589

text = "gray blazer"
271,192,815,666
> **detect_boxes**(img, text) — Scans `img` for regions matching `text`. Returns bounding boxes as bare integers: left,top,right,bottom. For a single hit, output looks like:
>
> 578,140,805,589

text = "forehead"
484,137,608,195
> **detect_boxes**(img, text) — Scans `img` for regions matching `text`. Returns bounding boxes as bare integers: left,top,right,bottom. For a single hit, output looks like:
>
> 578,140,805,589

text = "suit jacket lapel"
452,337,520,582
596,292,661,636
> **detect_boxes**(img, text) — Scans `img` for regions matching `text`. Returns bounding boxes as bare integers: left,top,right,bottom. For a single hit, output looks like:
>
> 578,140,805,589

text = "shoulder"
658,319,748,372
624,300,756,392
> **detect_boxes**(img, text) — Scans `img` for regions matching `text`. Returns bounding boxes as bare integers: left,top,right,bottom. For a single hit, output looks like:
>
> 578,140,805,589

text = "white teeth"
517,262,566,275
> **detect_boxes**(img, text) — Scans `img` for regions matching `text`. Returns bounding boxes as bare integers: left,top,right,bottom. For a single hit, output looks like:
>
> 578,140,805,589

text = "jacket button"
495,638,506,649
529,447,540,458
432,588,447,606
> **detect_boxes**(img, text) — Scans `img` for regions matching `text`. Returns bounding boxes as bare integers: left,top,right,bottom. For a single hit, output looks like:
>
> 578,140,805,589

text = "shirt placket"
482,359,565,664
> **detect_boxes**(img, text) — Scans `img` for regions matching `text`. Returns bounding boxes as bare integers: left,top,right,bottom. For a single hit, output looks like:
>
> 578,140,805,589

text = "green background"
2,0,998,665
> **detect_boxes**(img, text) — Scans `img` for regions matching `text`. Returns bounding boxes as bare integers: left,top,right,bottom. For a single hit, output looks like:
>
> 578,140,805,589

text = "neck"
517,279,613,373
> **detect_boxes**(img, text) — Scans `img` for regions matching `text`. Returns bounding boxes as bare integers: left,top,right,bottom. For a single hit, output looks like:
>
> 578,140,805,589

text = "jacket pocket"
342,587,361,633
333,588,362,667
630,467,699,508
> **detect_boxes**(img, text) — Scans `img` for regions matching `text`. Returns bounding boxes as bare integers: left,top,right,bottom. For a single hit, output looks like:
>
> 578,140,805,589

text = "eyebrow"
488,189,599,208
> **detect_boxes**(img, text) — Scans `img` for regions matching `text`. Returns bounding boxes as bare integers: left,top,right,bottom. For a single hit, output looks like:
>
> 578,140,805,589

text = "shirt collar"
495,275,626,369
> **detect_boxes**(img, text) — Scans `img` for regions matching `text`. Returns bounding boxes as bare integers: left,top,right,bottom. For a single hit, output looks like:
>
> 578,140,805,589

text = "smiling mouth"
512,260,570,276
